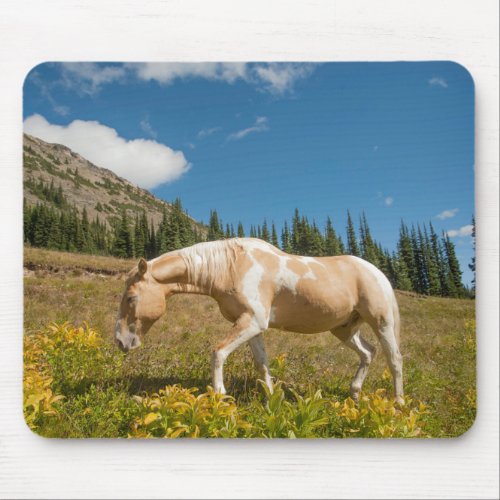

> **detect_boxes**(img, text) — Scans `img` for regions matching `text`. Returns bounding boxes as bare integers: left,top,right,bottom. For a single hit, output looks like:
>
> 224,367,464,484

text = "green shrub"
24,322,430,438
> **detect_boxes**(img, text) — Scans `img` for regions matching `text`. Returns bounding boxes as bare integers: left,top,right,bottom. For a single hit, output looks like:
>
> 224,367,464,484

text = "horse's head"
115,258,166,352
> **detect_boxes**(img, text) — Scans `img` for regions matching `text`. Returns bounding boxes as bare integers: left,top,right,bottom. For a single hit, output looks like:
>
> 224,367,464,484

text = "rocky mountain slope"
23,133,204,233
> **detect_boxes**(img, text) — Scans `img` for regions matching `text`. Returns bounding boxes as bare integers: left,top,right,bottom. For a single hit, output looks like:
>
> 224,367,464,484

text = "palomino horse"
115,238,403,403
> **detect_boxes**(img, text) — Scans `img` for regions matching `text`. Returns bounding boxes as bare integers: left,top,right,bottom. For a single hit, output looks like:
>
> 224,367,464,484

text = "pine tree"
33,204,50,247
392,251,413,291
134,213,146,257
46,207,61,250
208,209,224,241
165,208,181,251
73,210,85,253
443,233,464,297
422,224,440,296
377,248,394,285
429,222,447,296
148,219,157,258
81,206,92,252
291,208,301,254
398,222,417,293
410,225,426,294
346,210,360,256
324,216,342,256
23,198,31,244
469,216,476,295
157,207,168,254
297,215,311,255
281,221,292,253
271,222,279,248
113,209,133,258
237,222,245,238
309,220,324,256
359,212,379,265
261,220,270,242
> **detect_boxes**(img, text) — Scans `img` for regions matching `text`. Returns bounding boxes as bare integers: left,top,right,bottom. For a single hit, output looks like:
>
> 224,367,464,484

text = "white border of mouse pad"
1,1,498,498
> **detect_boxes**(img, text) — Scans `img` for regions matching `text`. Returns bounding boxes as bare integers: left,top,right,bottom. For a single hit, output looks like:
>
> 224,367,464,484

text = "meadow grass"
24,247,476,438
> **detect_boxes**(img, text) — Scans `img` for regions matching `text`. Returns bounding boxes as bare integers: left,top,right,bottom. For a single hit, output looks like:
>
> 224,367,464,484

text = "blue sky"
23,62,475,284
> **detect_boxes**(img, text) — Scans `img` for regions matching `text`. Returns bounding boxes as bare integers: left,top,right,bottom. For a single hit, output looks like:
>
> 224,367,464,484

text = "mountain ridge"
23,133,205,234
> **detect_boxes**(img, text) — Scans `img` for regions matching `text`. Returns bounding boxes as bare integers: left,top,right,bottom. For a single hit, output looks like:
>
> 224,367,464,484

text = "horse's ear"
138,258,148,276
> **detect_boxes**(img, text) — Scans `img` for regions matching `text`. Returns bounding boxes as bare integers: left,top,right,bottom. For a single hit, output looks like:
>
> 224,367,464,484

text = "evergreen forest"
24,180,475,298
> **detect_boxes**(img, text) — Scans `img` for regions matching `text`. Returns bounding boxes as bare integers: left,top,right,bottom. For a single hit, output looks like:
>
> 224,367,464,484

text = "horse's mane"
178,238,244,293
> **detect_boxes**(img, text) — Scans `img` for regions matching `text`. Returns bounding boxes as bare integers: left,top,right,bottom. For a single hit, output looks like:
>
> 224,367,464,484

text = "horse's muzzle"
115,337,129,353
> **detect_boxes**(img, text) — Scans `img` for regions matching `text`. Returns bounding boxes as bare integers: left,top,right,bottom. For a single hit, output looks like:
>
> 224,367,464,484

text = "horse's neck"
168,282,209,296
152,253,212,296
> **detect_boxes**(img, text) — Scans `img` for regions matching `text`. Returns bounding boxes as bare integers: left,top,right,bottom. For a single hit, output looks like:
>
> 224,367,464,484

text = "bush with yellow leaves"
23,322,123,432
130,385,251,438
332,390,428,438
129,382,428,439
24,322,429,438
23,332,64,429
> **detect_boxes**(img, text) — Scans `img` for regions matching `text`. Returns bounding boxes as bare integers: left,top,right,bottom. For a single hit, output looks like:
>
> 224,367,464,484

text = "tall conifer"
346,210,360,256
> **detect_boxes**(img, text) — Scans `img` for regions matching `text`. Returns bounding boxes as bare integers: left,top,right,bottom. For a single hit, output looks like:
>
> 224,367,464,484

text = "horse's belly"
268,288,353,334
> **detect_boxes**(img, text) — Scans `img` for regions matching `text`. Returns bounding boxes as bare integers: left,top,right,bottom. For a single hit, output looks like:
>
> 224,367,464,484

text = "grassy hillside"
24,247,476,438
23,133,205,234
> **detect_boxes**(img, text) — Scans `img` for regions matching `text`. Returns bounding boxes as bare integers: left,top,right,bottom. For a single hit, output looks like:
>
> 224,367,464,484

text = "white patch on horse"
242,251,268,328
303,269,317,280
299,255,326,268
350,256,393,315
351,257,391,297
274,256,301,294
269,306,277,322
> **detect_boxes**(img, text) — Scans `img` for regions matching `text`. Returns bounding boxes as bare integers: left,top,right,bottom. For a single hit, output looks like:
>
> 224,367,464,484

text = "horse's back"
224,239,395,333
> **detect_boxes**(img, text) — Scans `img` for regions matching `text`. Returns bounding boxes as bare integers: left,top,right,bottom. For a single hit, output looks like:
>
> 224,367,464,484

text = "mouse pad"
23,62,475,438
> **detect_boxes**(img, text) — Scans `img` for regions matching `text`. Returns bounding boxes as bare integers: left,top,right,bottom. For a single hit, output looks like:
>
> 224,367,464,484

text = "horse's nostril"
116,338,128,352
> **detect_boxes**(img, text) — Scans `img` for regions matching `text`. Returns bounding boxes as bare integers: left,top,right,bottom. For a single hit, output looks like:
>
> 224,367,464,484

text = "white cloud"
446,225,473,238
60,63,127,95
139,116,157,139
131,63,248,86
428,76,448,88
130,62,316,95
436,208,459,220
34,63,317,103
197,126,222,139
227,116,269,141
252,63,315,94
28,71,70,116
24,114,190,189
376,192,393,206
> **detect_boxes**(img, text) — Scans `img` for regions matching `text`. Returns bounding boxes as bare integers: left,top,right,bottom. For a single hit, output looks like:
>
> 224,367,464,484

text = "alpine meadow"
23,62,476,438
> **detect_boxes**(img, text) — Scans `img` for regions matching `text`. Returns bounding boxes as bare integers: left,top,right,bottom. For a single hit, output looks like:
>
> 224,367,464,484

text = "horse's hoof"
350,391,360,403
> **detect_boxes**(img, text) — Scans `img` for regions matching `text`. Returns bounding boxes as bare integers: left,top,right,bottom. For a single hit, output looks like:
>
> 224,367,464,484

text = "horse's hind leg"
373,323,404,404
332,328,376,401
248,334,273,393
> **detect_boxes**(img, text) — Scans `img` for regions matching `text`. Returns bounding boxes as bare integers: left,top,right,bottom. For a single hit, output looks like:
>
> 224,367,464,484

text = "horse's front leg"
211,313,263,394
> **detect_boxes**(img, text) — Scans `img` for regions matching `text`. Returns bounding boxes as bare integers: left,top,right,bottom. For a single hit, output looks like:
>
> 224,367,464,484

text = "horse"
115,237,404,403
